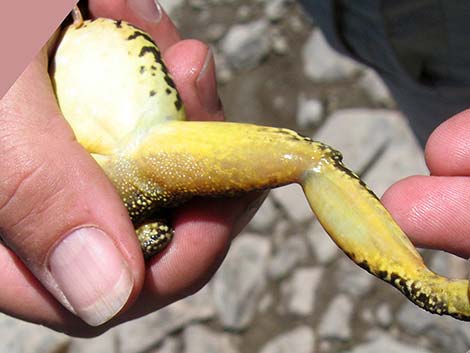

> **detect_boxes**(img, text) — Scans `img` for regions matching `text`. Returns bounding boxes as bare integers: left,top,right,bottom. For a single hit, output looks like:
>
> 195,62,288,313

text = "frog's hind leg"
136,220,174,259
300,158,470,321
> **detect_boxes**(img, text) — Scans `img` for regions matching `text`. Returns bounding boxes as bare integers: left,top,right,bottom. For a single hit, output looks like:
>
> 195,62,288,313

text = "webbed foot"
136,221,174,259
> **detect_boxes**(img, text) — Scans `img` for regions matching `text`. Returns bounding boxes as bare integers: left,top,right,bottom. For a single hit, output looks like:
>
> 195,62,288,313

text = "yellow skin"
51,15,470,321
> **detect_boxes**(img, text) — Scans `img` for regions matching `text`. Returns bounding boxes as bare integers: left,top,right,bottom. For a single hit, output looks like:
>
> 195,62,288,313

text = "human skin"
1,0,469,338
382,109,470,259
0,0,263,336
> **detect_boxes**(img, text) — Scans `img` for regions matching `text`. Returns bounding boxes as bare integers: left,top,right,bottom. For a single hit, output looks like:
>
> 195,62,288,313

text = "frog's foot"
136,221,174,259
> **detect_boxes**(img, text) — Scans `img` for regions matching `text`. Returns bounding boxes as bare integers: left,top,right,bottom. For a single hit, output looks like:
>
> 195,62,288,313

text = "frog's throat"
99,120,470,321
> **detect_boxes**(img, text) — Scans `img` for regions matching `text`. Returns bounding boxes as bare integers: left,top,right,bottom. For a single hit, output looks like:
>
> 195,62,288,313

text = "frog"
50,7,470,322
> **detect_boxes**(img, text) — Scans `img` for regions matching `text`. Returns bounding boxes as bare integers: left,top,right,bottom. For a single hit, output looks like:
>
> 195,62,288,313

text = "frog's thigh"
136,221,174,259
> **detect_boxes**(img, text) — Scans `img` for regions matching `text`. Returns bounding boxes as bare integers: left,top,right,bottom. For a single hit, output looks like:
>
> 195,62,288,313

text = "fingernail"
49,228,133,326
127,0,163,23
196,48,222,114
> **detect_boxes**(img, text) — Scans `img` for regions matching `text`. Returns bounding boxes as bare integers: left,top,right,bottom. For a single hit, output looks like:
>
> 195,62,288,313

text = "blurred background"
2,1,469,352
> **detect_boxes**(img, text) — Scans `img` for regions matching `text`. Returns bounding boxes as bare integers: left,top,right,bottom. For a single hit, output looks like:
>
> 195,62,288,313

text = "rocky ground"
2,1,470,352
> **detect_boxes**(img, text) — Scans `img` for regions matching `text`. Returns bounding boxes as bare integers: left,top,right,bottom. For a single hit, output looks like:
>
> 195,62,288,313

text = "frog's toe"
136,221,174,259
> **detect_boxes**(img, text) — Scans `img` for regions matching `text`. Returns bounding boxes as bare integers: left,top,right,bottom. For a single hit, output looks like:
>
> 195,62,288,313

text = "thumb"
0,47,144,326
382,175,470,258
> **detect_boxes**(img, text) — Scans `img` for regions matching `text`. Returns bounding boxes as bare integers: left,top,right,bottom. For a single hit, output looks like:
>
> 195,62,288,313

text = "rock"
158,0,184,15
360,307,375,325
150,337,180,353
271,183,312,224
206,23,227,42
375,304,393,328
248,194,279,232
213,48,233,84
314,109,427,196
314,109,397,174
69,331,116,353
183,325,239,353
346,333,432,353
297,95,323,127
236,5,252,22
397,302,470,352
272,95,289,112
264,0,292,22
364,149,426,196
270,220,291,247
318,294,354,340
428,250,468,279
427,323,470,353
116,285,215,353
0,314,69,353
336,257,374,298
270,31,290,55
303,29,362,82
288,15,305,33
268,237,308,279
281,267,324,316
358,69,393,106
221,20,270,70
359,110,427,196
258,326,315,353
455,323,470,350
258,293,274,313
306,221,338,264
212,233,271,330
396,301,438,335
188,0,206,10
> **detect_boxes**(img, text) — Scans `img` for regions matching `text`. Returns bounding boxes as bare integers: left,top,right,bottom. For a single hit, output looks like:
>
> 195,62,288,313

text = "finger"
71,0,247,325
87,0,181,51
22,193,263,335
0,243,102,336
382,175,470,258
115,192,265,321
23,191,263,333
0,244,69,328
0,48,144,327
109,38,258,319
425,109,470,176
164,40,223,120
104,37,262,319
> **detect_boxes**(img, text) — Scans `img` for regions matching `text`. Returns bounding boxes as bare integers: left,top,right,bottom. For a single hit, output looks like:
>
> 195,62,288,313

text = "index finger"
425,110,470,176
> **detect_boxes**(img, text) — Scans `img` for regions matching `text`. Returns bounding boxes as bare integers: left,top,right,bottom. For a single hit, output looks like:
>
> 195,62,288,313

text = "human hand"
382,110,470,259
0,0,262,336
